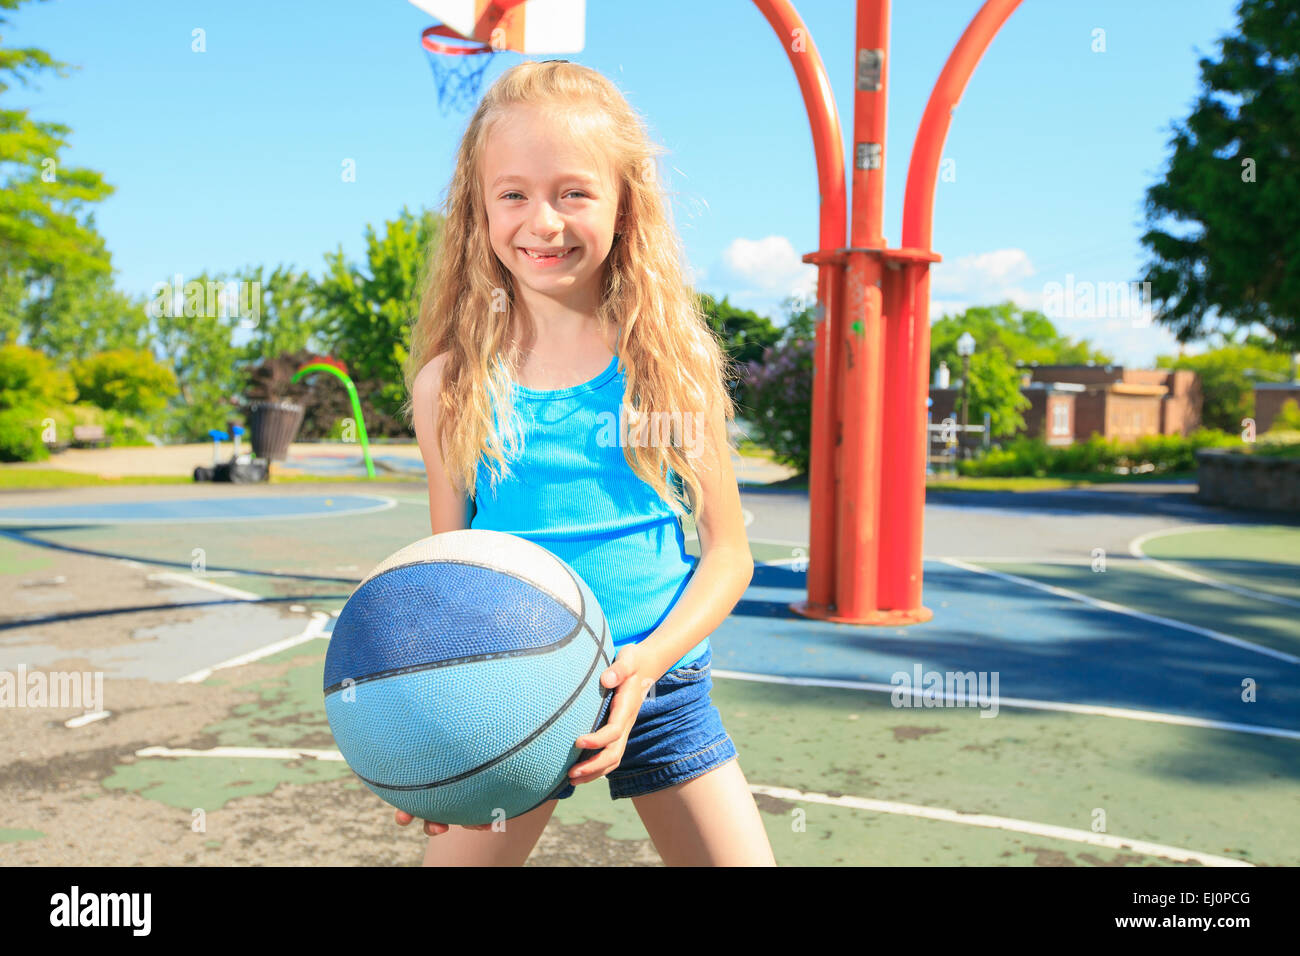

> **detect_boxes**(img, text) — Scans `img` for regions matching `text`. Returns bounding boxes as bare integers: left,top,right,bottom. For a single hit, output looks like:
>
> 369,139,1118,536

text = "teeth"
524,248,572,260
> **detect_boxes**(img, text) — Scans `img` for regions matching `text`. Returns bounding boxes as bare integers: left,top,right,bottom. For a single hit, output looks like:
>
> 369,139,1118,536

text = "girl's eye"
500,190,588,201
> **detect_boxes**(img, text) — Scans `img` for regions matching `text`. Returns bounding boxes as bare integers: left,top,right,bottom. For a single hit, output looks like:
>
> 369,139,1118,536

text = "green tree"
697,292,782,366
697,292,783,411
931,302,1108,437
235,263,326,365
930,301,1112,374
150,271,247,441
783,295,818,343
21,242,150,360
1155,333,1291,431
315,207,437,425
1138,0,1300,352
956,349,1032,438
0,0,116,343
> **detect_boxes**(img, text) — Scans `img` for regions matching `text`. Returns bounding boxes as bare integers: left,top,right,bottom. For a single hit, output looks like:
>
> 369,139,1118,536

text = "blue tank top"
470,352,708,672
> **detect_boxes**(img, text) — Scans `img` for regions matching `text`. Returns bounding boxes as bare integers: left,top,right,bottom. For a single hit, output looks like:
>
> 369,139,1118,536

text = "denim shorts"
546,646,737,802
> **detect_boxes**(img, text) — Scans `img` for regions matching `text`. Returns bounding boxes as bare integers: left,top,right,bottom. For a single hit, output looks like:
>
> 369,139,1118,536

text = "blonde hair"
401,60,736,517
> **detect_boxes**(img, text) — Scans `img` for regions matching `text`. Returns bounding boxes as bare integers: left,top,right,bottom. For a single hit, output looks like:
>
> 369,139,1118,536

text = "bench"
72,424,112,449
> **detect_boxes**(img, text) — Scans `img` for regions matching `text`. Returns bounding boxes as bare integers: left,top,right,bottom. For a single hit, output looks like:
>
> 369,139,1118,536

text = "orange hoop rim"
420,24,495,56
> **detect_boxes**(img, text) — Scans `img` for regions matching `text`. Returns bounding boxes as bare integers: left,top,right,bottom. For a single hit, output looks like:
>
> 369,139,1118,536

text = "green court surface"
1,487,1297,866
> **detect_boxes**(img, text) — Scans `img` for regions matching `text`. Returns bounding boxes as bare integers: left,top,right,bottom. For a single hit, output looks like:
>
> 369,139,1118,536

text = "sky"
8,0,1247,366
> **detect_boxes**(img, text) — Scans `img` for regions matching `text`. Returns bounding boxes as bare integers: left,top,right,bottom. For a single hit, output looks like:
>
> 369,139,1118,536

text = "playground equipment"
290,360,376,478
413,0,1025,625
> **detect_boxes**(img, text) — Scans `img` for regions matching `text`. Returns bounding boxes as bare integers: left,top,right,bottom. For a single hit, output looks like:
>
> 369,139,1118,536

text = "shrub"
70,348,177,418
0,344,77,411
958,429,1239,477
1268,398,1300,432
0,405,50,463
739,336,814,474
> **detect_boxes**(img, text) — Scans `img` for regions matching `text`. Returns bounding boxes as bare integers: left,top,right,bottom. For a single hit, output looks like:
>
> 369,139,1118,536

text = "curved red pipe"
880,0,1022,613
902,0,1022,249
750,0,848,614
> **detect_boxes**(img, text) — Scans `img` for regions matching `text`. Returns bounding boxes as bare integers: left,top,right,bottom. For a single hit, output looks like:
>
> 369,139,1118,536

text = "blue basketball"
323,528,615,825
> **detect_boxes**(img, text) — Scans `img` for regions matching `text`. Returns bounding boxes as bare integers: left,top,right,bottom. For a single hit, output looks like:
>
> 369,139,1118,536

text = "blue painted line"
0,494,394,525
718,561,1300,733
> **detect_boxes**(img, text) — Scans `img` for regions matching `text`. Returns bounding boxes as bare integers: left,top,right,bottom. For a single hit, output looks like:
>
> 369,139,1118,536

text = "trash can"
247,400,305,462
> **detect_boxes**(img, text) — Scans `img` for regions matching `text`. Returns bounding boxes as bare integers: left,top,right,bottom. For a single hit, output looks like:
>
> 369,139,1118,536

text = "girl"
397,60,775,867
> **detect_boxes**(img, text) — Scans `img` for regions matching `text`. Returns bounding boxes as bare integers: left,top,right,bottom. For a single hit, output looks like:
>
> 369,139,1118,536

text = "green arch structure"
290,362,375,478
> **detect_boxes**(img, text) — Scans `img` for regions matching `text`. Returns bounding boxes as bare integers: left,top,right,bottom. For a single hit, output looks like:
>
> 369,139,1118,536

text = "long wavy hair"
401,60,736,517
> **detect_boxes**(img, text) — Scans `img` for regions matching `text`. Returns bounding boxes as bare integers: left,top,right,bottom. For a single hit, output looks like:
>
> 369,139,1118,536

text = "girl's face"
481,104,622,310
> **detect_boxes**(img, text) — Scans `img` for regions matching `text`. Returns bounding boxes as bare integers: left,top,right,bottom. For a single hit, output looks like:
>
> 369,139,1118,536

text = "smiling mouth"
521,247,577,260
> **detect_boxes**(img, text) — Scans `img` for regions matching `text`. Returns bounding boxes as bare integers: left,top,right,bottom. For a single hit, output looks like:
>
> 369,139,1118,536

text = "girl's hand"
394,809,494,836
569,644,658,784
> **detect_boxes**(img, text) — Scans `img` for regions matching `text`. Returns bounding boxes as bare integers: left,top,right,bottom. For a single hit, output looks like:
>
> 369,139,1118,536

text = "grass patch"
0,469,193,489
926,471,1196,492
750,470,1197,493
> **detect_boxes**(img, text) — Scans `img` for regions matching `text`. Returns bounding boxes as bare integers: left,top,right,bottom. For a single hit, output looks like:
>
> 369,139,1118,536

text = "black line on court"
0,595,351,632
0,528,360,585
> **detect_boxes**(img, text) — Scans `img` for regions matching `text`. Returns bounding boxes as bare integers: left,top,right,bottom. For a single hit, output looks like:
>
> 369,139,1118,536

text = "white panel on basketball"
357,529,581,616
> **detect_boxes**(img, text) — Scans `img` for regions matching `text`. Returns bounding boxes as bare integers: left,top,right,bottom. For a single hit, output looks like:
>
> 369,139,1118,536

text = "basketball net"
421,25,500,115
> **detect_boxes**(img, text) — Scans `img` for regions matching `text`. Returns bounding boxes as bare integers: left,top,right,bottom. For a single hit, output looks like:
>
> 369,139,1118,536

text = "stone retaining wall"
1195,448,1300,512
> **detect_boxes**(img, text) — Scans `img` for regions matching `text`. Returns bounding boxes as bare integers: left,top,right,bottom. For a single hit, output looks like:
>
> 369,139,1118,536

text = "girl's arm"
413,352,473,536
399,353,492,836
636,395,754,677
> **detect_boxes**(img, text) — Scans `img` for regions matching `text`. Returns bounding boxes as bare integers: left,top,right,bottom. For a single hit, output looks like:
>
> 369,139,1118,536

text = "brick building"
1018,364,1202,441
927,363,1203,446
1253,383,1300,433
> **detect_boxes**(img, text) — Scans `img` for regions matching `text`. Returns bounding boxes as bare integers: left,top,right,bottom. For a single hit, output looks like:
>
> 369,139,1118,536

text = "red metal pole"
749,0,847,616
875,0,1022,614
832,0,889,620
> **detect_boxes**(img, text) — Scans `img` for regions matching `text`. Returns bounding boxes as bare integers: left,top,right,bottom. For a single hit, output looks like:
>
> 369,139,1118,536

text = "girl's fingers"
395,810,413,825
576,727,614,749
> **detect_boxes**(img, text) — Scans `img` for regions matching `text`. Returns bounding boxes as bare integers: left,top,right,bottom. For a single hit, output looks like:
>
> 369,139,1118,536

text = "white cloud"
926,246,1188,365
929,248,1041,318
718,235,818,299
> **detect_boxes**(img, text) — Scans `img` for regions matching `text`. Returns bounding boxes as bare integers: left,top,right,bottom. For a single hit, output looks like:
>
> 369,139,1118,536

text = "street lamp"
956,332,976,460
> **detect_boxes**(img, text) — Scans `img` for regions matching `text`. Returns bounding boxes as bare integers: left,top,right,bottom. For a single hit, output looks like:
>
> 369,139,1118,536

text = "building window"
1052,403,1069,436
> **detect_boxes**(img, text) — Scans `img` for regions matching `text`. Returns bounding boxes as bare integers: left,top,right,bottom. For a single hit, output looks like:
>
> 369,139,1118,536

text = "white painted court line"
709,669,1300,741
176,612,330,684
65,710,111,728
1128,527,1300,611
933,556,1122,565
148,571,262,602
135,746,344,762
748,784,1252,867
124,744,1251,866
939,557,1300,667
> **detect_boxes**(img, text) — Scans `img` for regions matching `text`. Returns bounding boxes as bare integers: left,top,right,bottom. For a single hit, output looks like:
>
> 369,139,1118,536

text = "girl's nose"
529,201,563,236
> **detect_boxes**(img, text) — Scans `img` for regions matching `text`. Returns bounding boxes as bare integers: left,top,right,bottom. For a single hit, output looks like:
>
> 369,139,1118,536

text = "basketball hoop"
421,24,499,115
